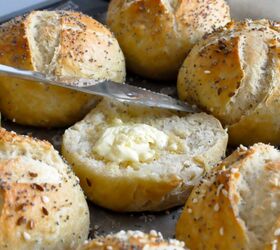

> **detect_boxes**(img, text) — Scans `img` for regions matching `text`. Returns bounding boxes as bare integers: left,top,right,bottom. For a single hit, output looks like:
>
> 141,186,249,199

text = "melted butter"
93,123,169,164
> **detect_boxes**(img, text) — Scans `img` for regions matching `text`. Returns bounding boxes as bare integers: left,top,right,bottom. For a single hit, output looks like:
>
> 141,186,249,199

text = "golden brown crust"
107,0,230,80
176,144,280,250
0,128,90,249
178,19,280,145
79,231,186,250
178,35,244,124
0,11,125,127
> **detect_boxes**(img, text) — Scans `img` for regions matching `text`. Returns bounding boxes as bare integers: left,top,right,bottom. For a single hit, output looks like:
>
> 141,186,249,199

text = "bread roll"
177,19,280,145
62,98,228,212
0,11,125,127
107,0,230,80
0,128,89,249
176,143,280,250
79,230,186,250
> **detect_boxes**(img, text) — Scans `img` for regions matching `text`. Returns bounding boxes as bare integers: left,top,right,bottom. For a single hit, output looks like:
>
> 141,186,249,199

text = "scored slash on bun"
0,128,89,249
79,230,186,250
0,11,126,127
177,19,280,145
107,0,230,80
176,143,280,250
62,98,228,212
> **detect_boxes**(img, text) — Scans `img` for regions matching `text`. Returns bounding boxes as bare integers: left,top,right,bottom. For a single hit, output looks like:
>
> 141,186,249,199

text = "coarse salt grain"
23,232,31,241
41,196,49,204
214,203,220,212
274,228,280,236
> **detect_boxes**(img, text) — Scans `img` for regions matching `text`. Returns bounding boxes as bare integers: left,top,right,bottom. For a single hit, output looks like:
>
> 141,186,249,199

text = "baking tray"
2,0,279,241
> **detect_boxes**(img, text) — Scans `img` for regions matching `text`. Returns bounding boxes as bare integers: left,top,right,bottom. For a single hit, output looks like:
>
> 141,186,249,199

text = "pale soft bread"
79,230,187,250
0,128,89,249
0,11,125,127
176,143,280,250
107,0,230,80
177,19,280,145
62,98,228,212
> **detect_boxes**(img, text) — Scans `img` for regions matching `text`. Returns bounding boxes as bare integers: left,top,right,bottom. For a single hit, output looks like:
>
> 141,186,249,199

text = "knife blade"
0,64,200,113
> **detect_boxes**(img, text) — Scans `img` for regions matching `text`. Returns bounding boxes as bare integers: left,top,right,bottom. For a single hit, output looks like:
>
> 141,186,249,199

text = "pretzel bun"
62,98,228,212
0,11,125,127
79,230,186,250
107,0,230,80
177,19,280,145
0,128,89,249
176,143,280,250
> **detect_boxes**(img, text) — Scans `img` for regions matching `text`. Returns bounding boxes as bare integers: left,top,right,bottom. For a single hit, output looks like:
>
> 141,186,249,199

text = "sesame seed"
150,230,158,236
272,240,278,250
271,202,277,208
219,227,224,236
204,70,211,74
192,198,198,203
214,203,220,212
17,216,27,226
41,196,50,204
28,220,35,230
231,168,238,173
187,208,192,214
222,189,228,197
42,207,49,216
216,184,224,196
23,232,31,241
274,228,280,236
239,145,248,151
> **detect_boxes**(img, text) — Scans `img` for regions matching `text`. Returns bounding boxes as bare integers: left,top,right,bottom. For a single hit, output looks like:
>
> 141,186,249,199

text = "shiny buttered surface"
79,230,186,250
62,98,228,212
107,0,230,80
176,143,280,250
177,19,280,145
0,11,125,127
0,128,89,249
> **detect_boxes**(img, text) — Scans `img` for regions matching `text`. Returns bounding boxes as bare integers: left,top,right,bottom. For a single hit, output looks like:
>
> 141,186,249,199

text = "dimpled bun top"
107,0,230,80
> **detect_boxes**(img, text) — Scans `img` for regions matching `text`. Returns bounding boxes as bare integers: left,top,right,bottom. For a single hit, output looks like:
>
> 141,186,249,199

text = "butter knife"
0,64,199,113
